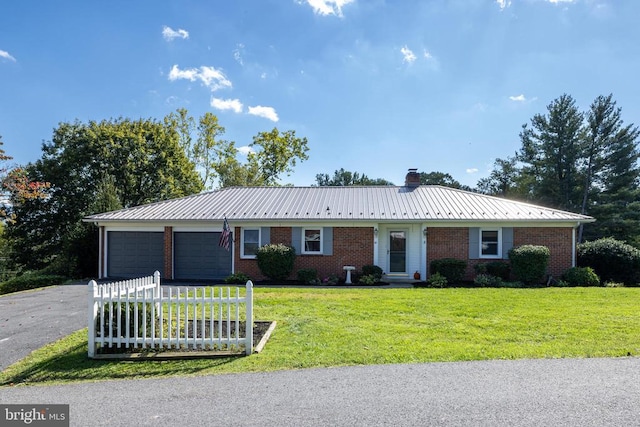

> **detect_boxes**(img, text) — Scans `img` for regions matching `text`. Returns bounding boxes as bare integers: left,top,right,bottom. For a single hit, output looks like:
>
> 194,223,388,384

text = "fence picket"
88,273,253,357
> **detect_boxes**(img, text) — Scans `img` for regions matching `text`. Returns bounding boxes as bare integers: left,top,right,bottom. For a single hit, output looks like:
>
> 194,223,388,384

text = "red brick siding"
234,226,374,281
426,228,476,279
513,227,573,278
163,226,173,280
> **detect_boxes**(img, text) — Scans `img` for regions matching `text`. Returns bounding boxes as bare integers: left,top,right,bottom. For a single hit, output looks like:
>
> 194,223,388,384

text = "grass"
2,286,640,386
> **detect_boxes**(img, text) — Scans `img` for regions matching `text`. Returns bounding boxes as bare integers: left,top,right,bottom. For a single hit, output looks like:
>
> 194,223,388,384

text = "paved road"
1,358,639,426
2,284,640,426
0,282,88,371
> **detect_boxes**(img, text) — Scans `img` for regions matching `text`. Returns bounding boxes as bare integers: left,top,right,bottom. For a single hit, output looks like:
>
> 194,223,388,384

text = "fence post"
154,270,161,314
245,280,253,355
88,279,97,358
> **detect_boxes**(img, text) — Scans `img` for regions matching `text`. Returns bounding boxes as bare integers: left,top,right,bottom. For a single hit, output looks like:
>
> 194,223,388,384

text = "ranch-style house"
85,169,594,282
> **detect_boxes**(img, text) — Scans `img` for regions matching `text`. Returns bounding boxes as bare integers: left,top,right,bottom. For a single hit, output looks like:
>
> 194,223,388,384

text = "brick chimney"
405,168,420,187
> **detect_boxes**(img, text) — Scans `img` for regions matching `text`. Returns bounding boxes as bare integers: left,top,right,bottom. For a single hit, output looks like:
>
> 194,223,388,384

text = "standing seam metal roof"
85,185,594,223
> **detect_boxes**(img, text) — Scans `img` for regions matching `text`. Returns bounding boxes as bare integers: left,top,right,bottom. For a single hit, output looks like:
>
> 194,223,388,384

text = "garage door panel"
107,232,164,278
174,232,232,280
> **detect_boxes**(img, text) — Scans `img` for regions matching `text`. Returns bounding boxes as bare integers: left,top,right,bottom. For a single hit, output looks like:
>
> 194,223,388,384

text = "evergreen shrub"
577,238,640,286
508,245,550,285
256,244,296,281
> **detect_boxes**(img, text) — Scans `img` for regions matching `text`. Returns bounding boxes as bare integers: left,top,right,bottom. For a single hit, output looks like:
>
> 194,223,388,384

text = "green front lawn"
2,287,639,386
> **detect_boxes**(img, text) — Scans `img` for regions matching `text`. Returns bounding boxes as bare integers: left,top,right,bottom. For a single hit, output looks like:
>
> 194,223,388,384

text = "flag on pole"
219,217,231,251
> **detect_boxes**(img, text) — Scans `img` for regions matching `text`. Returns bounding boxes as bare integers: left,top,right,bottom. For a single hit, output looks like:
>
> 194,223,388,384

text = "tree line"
1,93,639,278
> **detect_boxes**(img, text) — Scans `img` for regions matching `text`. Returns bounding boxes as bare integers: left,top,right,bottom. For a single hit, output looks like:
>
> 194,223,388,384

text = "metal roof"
85,186,594,224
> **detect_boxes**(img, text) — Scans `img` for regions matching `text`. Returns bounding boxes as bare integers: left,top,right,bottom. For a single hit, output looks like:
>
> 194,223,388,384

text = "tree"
6,118,203,277
314,168,394,186
419,171,462,188
476,157,520,197
0,136,50,222
194,112,231,189
578,94,640,242
245,128,310,186
517,94,584,210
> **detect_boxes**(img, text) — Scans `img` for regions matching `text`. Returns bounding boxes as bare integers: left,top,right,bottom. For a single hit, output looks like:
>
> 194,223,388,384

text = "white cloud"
466,168,479,174
509,94,527,102
300,0,355,17
211,98,243,113
548,0,576,3
248,105,279,122
401,46,417,64
0,50,16,62
237,146,255,156
233,43,245,66
168,65,232,91
162,26,189,41
496,0,512,10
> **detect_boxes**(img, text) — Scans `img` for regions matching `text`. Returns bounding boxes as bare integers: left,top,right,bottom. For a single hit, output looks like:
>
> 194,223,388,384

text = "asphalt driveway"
0,282,88,371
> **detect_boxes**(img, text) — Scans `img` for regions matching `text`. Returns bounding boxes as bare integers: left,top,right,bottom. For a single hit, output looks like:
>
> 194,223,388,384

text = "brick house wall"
234,226,374,281
426,228,475,279
513,227,573,278
426,226,575,281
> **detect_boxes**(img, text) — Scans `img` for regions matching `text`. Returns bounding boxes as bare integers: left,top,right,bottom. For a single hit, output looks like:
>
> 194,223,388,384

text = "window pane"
304,229,321,252
481,230,499,256
243,229,259,256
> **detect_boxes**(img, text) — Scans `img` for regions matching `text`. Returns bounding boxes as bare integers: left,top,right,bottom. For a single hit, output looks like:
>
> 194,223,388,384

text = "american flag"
219,217,231,251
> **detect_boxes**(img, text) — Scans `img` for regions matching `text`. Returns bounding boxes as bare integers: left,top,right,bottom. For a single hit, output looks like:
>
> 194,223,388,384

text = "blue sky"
1,0,639,188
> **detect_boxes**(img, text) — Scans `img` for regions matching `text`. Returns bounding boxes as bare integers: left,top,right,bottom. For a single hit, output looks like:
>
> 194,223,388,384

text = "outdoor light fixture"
374,227,378,236
423,228,428,237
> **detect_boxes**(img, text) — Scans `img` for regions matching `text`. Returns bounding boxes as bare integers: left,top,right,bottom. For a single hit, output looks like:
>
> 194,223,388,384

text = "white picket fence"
88,272,254,358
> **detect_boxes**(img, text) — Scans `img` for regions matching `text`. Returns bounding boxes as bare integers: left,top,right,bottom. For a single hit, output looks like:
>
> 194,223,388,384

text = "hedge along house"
85,169,594,282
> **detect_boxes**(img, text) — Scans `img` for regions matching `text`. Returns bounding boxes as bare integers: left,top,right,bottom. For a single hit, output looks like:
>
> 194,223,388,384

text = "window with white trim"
480,228,501,258
241,228,260,258
303,228,322,254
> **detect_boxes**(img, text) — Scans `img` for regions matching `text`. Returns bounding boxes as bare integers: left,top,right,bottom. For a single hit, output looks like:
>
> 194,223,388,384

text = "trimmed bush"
473,261,511,281
430,258,467,283
486,261,511,281
224,272,251,284
256,244,297,281
0,272,67,295
427,272,448,288
358,274,377,285
508,245,550,285
474,273,503,287
577,238,640,286
562,267,600,287
297,268,320,285
361,265,383,280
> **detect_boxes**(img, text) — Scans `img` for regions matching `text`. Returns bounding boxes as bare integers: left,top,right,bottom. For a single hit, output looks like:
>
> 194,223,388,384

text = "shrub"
473,262,510,281
322,274,339,285
256,244,296,281
430,258,467,283
562,267,600,287
427,272,448,288
0,272,68,295
358,274,377,285
577,238,640,286
474,273,503,287
224,272,251,284
485,261,511,281
508,245,550,285
297,268,320,285
361,265,383,281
